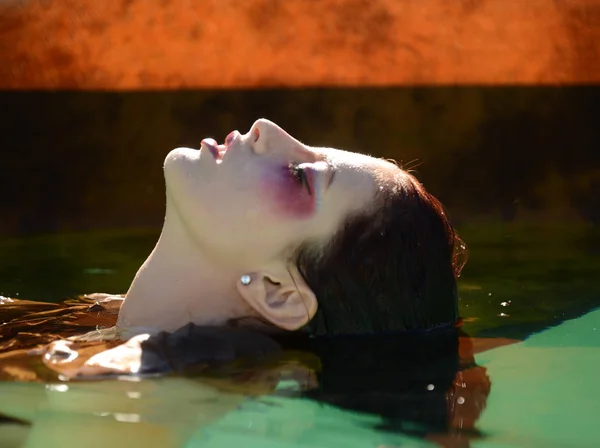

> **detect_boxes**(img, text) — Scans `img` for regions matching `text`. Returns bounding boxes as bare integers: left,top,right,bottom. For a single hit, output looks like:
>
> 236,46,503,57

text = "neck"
117,197,244,334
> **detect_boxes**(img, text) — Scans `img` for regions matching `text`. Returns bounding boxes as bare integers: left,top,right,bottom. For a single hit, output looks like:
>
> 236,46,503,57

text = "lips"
201,131,240,163
201,138,227,162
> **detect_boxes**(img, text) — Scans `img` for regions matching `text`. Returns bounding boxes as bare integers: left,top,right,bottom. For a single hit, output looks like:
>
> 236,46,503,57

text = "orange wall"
1,0,599,89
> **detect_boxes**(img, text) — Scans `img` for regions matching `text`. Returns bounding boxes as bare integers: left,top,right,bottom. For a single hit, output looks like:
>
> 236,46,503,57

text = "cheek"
260,167,316,219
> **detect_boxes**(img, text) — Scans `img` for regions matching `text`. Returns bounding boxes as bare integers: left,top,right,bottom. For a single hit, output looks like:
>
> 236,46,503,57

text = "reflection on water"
0,295,491,447
0,377,470,448
0,224,599,447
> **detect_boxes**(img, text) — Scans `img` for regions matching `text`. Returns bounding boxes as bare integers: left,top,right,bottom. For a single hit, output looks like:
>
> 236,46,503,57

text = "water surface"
0,223,599,448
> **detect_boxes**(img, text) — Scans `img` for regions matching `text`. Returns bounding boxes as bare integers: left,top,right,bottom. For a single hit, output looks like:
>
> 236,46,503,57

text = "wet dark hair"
298,331,467,437
275,328,489,442
293,171,466,336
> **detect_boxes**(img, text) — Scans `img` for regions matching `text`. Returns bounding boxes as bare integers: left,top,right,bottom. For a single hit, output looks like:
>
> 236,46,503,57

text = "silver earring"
240,275,252,286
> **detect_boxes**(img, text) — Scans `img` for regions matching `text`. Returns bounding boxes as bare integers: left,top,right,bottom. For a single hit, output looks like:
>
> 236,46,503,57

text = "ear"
236,265,317,331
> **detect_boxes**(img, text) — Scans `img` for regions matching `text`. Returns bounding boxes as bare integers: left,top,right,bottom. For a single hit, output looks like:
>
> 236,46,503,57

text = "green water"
0,228,160,302
1,224,599,447
2,224,598,338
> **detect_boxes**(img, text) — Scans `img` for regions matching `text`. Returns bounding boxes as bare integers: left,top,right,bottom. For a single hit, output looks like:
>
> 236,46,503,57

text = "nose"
249,118,299,155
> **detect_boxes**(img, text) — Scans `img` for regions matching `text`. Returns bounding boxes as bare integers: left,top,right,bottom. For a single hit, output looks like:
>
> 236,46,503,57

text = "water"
0,224,599,447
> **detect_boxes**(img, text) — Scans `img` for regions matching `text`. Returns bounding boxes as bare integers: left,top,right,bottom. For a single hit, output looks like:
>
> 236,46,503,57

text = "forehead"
316,146,400,182
308,146,401,223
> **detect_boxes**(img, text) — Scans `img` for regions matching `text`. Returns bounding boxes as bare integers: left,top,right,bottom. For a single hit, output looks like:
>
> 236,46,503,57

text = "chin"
163,146,201,190
164,147,200,171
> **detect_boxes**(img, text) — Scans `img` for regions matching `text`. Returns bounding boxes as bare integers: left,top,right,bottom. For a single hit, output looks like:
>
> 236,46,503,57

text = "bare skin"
117,118,396,335
0,119,507,447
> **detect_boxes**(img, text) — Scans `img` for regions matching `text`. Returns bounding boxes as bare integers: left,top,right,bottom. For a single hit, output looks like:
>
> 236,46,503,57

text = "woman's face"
164,119,398,267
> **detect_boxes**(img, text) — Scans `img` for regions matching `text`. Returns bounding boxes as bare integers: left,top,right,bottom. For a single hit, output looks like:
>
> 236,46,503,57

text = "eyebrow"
328,168,337,188
323,156,337,188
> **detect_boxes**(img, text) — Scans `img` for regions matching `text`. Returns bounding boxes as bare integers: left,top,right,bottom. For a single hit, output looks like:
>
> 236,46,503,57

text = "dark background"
1,86,599,237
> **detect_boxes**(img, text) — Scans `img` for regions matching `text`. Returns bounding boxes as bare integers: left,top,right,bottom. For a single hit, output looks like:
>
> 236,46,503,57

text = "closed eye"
288,163,312,195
